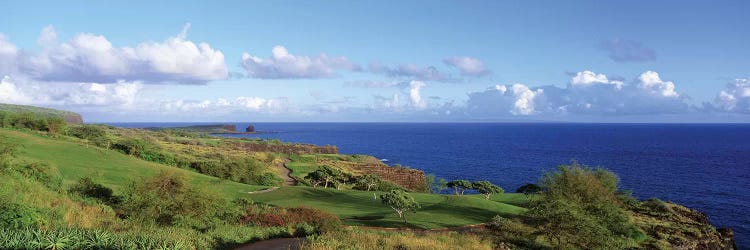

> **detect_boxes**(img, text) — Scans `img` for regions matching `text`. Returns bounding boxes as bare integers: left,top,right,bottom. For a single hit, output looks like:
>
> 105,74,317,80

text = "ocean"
109,122,750,246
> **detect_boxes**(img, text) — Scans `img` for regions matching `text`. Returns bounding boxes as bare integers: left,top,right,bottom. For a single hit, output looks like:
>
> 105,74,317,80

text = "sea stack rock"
246,125,255,133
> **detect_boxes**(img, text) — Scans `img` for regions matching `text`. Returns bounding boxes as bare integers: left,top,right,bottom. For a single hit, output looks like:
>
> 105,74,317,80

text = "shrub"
241,206,341,234
0,201,43,228
69,177,121,205
66,125,111,147
525,162,642,249
14,161,62,191
120,172,240,229
516,183,542,196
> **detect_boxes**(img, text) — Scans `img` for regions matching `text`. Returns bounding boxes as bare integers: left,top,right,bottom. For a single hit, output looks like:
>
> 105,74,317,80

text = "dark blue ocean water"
109,122,750,246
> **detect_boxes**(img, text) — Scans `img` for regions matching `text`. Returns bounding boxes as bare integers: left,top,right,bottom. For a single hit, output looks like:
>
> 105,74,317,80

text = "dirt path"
234,237,306,250
247,187,279,194
274,158,297,186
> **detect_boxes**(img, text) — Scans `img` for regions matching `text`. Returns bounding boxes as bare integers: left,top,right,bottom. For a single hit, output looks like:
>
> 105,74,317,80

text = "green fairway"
1,128,528,229
0,129,266,199
249,186,527,229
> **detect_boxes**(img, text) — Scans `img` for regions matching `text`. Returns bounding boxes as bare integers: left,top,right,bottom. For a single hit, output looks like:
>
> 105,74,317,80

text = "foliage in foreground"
524,162,644,249
303,229,493,250
0,225,292,250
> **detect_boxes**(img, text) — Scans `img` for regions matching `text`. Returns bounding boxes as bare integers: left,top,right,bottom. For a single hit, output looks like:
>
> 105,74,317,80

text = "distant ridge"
0,103,83,124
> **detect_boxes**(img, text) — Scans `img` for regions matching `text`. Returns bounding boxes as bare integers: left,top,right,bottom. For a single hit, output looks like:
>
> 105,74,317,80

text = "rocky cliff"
633,199,736,249
229,141,339,155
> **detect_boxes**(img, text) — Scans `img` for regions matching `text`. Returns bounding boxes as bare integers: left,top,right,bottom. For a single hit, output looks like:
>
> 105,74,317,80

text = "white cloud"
714,78,750,113
637,70,678,97
465,70,690,117
466,83,547,116
443,56,490,77
8,24,227,84
0,76,30,103
0,75,142,107
570,70,623,89
509,84,543,115
240,46,360,79
409,80,427,109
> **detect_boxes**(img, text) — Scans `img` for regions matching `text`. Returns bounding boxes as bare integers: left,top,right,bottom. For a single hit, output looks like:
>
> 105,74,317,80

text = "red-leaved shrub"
241,206,341,233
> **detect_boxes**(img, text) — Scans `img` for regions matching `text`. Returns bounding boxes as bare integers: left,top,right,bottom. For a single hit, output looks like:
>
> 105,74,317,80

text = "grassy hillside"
1,127,526,229
0,103,82,124
250,186,527,229
0,128,266,198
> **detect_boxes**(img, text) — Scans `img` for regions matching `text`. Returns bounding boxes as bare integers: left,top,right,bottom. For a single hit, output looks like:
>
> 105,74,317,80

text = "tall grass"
303,229,493,250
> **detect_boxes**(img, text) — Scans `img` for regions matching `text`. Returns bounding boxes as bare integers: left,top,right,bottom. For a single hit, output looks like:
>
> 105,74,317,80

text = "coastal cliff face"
633,200,736,249
315,156,428,192
229,141,339,155
63,113,83,124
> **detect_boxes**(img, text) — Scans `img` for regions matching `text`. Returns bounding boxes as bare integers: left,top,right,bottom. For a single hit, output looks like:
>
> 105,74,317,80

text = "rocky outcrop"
632,199,737,249
246,125,255,132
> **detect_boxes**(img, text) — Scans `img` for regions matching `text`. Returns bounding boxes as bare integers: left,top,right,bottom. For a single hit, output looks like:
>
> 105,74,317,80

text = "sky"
1,0,749,122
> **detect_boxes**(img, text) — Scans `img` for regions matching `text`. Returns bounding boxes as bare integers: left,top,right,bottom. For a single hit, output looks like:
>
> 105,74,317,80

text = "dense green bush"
121,172,242,229
0,111,66,133
13,161,62,191
190,156,279,186
112,138,155,157
525,162,643,249
0,201,43,229
68,177,121,205
65,125,111,147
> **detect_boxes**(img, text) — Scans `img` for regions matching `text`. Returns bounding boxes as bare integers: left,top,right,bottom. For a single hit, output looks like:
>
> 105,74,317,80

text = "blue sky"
1,1,749,122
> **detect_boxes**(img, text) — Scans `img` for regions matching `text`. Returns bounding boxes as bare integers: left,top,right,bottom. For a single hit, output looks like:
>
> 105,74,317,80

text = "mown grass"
250,186,527,229
0,129,266,199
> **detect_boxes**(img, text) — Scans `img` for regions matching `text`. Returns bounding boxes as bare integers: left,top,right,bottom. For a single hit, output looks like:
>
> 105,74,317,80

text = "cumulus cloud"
155,96,289,114
570,70,623,89
465,70,690,117
599,38,656,63
466,83,547,116
409,81,427,110
8,24,228,84
443,56,490,77
637,71,678,97
368,62,452,82
240,46,360,79
713,78,750,113
0,75,142,107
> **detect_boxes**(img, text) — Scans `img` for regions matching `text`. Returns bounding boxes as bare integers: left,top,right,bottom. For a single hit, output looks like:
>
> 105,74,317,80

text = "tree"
426,174,448,194
380,189,420,223
516,183,542,197
435,178,448,194
355,174,380,191
304,166,346,189
473,180,503,200
446,180,472,195
525,162,641,249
